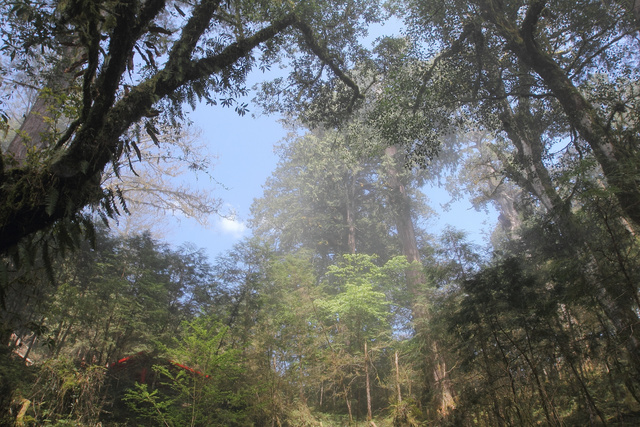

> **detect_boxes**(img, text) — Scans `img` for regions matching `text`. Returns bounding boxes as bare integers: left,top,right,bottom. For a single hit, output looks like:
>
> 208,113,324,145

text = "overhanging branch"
294,19,364,110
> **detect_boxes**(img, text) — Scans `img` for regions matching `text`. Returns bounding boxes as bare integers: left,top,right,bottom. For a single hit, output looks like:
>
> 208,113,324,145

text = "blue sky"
162,101,282,257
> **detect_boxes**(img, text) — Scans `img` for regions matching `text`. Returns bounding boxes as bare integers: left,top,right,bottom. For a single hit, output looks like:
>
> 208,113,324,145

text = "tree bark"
343,382,353,424
384,146,423,285
384,145,455,418
395,351,402,404
345,176,357,254
499,108,640,385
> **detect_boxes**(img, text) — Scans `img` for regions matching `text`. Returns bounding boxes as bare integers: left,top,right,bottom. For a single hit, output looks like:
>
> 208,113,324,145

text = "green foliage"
440,254,640,425
320,254,411,347
124,382,175,427
1,226,213,390
250,126,431,268
123,316,250,426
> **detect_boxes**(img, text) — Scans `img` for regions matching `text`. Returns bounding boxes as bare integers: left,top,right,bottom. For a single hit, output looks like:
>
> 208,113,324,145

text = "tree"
250,124,431,269
442,253,640,425
316,254,411,422
389,0,640,229
0,0,380,254
370,0,640,399
477,0,640,230
123,316,249,427
3,227,212,368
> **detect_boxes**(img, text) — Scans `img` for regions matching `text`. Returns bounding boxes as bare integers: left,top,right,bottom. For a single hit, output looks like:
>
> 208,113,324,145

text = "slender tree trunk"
395,351,402,404
384,146,422,268
54,322,74,358
478,330,507,426
7,47,81,164
559,306,608,425
346,181,357,254
491,327,525,425
365,342,373,421
22,332,37,364
499,322,561,426
343,382,353,424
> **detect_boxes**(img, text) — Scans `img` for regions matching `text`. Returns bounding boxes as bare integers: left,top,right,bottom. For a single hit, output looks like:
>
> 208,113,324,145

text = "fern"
115,187,131,215
45,188,59,217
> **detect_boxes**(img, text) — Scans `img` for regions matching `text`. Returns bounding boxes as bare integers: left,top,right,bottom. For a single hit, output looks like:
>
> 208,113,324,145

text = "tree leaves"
0,0,378,254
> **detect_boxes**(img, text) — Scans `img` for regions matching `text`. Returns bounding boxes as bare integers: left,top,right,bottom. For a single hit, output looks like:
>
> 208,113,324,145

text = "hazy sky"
162,97,498,261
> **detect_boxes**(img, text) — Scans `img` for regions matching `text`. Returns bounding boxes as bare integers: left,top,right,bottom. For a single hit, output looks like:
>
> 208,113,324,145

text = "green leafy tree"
250,125,431,268
246,252,327,425
442,255,640,425
0,0,380,254
316,253,411,422
124,316,249,426
2,226,212,370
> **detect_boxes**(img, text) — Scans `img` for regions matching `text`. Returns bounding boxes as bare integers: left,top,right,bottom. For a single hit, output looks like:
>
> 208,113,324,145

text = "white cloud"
217,217,246,238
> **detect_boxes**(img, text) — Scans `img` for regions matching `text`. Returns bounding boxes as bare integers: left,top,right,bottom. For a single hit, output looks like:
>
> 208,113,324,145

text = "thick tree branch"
520,0,546,50
54,8,295,181
166,0,223,68
294,19,363,111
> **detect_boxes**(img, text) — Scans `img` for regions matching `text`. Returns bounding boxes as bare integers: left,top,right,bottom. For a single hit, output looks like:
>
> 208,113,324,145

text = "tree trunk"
384,146,421,268
22,332,37,364
343,382,353,424
395,351,402,404
8,96,53,162
7,47,81,164
497,99,565,216
346,177,357,254
365,342,373,421
384,145,455,418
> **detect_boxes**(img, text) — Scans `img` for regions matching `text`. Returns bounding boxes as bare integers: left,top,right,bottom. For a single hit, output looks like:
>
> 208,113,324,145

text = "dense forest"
1,0,640,425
